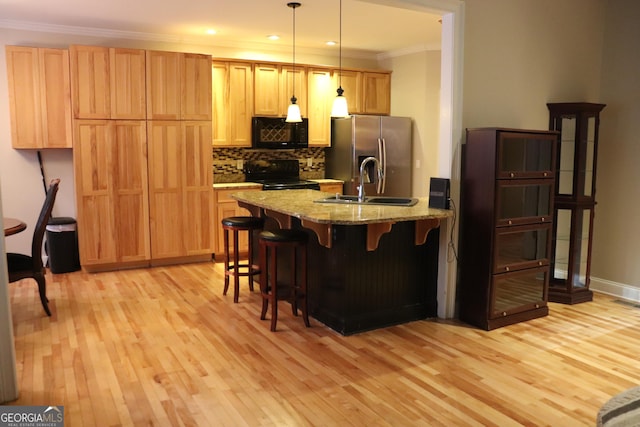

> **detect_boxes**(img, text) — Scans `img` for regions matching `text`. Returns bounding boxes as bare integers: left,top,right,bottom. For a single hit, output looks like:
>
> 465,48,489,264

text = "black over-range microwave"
251,116,309,149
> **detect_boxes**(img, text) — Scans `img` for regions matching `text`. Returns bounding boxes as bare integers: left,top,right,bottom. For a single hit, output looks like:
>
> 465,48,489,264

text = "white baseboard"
590,276,640,304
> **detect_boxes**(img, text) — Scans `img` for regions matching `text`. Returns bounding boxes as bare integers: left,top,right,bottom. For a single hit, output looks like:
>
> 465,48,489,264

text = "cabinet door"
110,48,146,119
74,120,150,267
332,69,361,114
112,121,150,263
497,131,556,179
493,224,551,273
146,50,181,120
212,61,253,147
319,183,343,195
39,48,73,148
490,267,548,319
214,189,254,255
70,45,111,119
211,61,229,146
307,68,333,147
147,121,185,259
182,53,212,120
254,63,280,116
280,65,307,117
496,179,554,227
6,47,72,149
362,72,390,115
6,46,41,148
182,121,214,255
73,120,117,265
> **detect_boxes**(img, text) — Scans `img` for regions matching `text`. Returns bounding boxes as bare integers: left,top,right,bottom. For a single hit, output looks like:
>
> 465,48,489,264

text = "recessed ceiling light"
267,35,280,41
326,41,337,46
206,29,217,35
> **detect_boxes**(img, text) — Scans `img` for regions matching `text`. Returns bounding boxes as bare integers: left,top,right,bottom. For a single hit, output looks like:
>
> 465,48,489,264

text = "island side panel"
304,220,439,335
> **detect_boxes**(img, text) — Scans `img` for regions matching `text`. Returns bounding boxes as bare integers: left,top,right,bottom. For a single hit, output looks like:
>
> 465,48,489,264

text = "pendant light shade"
331,0,349,118
286,2,303,123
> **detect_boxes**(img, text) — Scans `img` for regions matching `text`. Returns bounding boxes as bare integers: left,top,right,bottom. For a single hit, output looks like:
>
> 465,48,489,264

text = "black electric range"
244,159,320,190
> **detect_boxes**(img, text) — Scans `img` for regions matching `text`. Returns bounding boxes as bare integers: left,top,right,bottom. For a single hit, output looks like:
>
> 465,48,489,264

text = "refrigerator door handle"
378,137,387,194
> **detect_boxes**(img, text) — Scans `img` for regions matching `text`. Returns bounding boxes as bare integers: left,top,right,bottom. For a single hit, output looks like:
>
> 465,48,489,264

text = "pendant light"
286,2,303,123
331,0,349,118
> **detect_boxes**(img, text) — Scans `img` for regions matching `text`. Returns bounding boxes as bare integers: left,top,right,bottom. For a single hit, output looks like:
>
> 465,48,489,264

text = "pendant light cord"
338,0,342,89
291,2,297,100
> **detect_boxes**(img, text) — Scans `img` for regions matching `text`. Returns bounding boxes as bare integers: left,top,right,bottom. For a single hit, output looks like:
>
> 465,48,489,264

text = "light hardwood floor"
6,261,640,426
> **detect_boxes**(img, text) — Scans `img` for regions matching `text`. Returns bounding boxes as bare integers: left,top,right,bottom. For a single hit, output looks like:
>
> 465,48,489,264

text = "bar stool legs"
259,229,310,332
221,216,264,303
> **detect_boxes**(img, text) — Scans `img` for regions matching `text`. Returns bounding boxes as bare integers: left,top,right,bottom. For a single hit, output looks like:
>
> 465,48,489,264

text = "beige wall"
463,0,605,129
381,50,442,197
591,0,640,297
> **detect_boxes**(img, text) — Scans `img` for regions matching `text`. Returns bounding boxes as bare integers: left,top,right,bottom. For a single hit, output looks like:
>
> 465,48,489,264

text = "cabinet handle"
502,312,507,317
541,217,545,222
505,267,510,271
538,261,543,266
508,220,513,225
543,172,548,177
510,173,515,178
535,304,540,309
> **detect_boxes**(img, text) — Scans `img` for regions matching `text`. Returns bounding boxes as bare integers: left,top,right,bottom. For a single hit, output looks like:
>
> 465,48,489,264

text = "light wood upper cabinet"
110,48,146,119
146,51,211,121
280,65,307,117
254,63,280,116
73,120,150,268
212,60,253,147
70,45,146,119
182,53,212,121
5,46,72,149
307,68,333,147
332,69,362,115
362,72,391,115
146,50,181,120
254,63,307,118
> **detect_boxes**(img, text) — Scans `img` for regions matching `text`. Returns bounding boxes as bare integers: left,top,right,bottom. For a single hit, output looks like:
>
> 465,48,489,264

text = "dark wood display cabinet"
547,102,606,304
459,128,558,330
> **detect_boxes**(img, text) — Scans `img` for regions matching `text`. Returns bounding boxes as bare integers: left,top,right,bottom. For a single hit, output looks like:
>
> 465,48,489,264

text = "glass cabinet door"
490,267,548,318
551,206,594,290
497,132,555,178
496,180,553,226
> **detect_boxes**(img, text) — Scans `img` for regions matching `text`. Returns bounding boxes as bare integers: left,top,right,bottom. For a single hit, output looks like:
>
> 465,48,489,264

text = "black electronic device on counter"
428,177,450,209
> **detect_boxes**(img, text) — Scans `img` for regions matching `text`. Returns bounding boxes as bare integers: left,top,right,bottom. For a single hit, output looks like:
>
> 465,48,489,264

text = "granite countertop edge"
230,189,453,225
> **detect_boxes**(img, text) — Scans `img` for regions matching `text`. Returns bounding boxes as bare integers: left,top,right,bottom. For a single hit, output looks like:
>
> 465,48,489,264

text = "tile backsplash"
213,147,325,183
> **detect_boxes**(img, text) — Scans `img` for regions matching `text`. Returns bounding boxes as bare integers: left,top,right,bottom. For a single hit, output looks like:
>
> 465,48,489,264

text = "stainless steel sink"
315,194,418,206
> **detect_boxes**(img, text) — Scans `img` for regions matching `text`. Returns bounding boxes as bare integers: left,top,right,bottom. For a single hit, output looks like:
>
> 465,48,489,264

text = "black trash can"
46,216,80,274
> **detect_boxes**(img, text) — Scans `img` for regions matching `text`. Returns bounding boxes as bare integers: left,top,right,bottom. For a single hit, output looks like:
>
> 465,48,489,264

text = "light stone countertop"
230,189,452,226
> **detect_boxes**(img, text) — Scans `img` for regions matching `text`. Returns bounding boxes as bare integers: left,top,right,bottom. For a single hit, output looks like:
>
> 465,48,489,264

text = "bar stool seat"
222,216,264,303
259,229,310,332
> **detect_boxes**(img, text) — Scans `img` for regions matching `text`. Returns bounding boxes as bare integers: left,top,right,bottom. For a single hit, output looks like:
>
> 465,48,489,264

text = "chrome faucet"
358,156,384,202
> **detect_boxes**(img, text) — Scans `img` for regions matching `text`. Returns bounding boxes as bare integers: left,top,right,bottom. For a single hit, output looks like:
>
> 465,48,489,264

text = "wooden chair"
222,216,264,303
7,178,60,316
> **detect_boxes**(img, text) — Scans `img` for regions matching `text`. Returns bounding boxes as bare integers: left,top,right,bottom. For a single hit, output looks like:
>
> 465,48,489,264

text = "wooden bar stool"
258,229,310,332
222,216,264,303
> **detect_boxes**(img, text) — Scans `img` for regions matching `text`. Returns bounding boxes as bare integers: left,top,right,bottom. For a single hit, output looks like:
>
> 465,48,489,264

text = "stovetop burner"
244,159,320,190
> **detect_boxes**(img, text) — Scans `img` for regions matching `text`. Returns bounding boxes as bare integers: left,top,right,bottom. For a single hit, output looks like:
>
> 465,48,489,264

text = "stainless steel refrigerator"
326,115,413,197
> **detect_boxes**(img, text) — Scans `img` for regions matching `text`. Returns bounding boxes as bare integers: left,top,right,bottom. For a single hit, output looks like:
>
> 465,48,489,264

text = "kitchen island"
232,189,453,335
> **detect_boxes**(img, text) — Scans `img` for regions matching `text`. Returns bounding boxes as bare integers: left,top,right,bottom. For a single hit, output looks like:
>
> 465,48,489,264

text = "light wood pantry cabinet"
213,186,262,258
307,68,333,147
73,120,150,269
70,45,146,119
212,60,253,147
459,128,558,330
5,46,72,149
147,121,214,261
146,51,212,121
362,72,391,115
